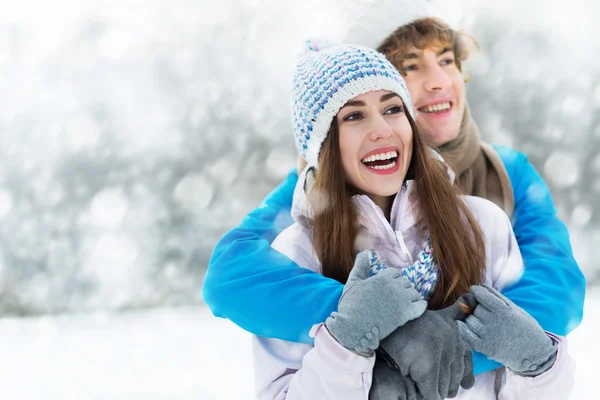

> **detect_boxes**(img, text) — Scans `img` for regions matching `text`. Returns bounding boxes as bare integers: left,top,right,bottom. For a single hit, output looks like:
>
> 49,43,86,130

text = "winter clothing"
292,41,414,165
251,168,574,399
202,144,585,376
324,250,427,356
439,105,515,217
369,237,440,299
377,294,478,400
371,357,422,400
458,285,559,377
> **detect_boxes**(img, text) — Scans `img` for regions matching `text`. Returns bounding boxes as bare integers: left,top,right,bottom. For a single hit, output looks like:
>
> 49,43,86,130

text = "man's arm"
202,168,343,344
470,145,586,375
495,145,585,334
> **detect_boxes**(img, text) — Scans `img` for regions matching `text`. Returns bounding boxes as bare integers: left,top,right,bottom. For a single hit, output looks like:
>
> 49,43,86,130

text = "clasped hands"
326,251,556,400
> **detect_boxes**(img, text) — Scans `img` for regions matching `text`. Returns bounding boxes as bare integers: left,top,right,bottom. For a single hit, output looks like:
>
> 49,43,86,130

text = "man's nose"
424,63,452,92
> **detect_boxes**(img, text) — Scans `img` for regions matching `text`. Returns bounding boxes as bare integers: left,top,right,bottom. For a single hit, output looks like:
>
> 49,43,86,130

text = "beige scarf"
437,103,514,218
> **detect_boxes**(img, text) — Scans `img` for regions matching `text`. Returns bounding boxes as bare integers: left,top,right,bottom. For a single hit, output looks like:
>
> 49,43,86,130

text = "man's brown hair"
377,17,479,78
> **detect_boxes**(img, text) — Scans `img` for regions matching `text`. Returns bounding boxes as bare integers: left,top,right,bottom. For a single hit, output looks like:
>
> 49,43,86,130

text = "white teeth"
361,150,398,163
370,160,397,170
420,102,451,113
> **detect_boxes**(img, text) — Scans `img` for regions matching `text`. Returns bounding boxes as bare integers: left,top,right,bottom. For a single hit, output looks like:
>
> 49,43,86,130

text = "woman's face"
336,90,413,205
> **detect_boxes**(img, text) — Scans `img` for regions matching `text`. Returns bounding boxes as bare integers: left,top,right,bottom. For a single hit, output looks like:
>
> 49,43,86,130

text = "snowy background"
0,0,597,398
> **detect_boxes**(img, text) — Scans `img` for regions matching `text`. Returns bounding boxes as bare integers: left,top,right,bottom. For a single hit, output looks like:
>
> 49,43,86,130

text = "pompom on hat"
292,38,414,166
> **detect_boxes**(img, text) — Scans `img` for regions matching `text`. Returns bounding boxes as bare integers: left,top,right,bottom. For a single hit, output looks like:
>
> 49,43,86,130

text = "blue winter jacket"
202,145,586,375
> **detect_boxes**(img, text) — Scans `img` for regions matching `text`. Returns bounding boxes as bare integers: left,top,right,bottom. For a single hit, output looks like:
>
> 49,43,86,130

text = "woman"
253,40,573,400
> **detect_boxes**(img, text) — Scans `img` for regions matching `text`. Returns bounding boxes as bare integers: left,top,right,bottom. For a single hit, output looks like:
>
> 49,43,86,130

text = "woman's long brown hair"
308,107,486,309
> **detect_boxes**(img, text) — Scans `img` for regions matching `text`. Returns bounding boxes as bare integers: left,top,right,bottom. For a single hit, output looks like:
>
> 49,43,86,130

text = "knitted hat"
292,39,414,166
339,0,433,49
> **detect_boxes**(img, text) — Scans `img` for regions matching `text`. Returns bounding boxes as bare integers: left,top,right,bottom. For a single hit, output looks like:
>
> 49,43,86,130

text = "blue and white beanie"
292,39,415,166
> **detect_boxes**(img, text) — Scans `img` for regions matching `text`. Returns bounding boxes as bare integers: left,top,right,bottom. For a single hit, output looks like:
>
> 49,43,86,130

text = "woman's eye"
440,58,455,66
384,106,404,115
343,112,363,121
402,64,417,72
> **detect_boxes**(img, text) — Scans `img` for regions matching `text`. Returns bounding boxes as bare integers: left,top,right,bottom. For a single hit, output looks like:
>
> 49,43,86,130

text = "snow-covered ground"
0,287,597,399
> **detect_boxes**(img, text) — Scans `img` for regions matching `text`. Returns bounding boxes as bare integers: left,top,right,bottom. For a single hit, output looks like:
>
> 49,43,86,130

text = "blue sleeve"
472,145,587,375
202,168,343,344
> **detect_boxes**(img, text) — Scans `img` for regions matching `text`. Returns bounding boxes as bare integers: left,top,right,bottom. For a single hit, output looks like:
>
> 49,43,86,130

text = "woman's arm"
498,333,575,400
462,164,585,382
254,221,428,400
467,146,586,375
251,221,375,400
459,285,575,400
462,195,525,375
494,145,585,336
253,325,374,400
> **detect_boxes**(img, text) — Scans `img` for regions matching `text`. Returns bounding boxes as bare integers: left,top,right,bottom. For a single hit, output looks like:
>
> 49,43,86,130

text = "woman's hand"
458,285,558,376
377,293,477,400
325,250,427,356
370,358,423,400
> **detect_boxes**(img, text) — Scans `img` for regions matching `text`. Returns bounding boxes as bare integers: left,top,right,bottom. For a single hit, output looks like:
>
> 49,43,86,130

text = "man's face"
400,45,466,146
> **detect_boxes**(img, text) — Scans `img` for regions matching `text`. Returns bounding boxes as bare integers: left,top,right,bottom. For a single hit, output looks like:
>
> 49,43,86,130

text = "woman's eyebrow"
380,93,400,102
341,100,366,108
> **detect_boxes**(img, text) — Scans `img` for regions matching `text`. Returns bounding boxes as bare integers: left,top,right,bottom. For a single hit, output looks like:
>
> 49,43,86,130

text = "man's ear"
296,154,307,174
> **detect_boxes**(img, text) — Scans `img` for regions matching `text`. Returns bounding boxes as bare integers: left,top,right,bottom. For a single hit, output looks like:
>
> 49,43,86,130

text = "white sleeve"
270,222,320,274
463,197,575,399
497,334,575,400
461,195,524,291
253,324,375,400
253,223,375,400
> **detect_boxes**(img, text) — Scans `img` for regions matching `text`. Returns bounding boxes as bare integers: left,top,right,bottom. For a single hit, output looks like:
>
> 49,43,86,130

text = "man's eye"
344,112,363,121
402,64,417,72
384,106,404,115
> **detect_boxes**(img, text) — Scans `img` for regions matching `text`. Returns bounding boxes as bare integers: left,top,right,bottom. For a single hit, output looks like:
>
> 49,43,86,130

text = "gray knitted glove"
377,293,477,400
370,358,424,400
457,285,558,376
325,251,427,356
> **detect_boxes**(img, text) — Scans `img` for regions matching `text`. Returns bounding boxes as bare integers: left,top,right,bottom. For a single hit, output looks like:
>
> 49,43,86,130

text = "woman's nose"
368,114,393,141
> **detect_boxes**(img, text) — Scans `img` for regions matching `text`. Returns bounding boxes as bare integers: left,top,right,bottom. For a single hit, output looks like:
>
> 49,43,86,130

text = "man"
203,0,584,391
